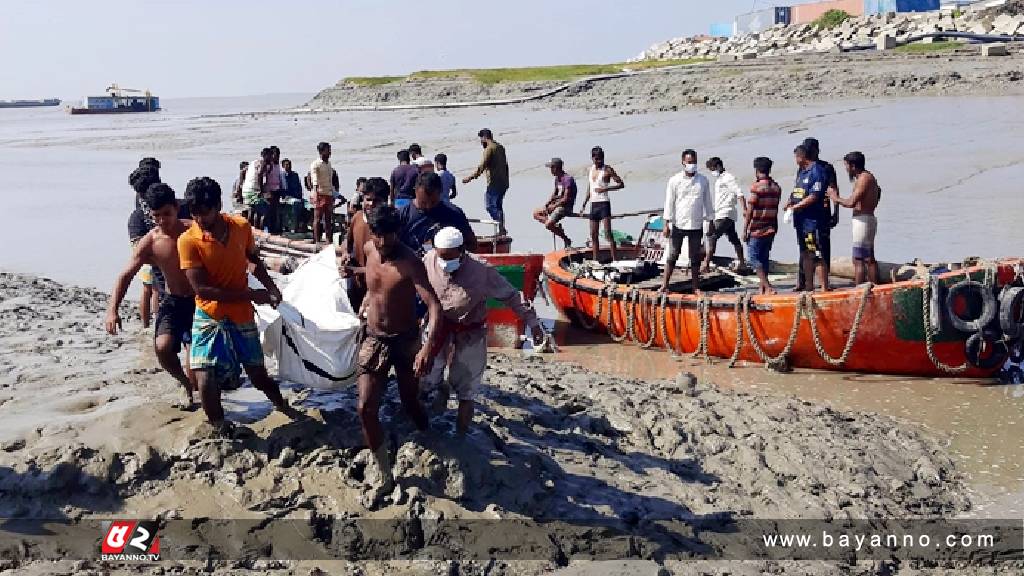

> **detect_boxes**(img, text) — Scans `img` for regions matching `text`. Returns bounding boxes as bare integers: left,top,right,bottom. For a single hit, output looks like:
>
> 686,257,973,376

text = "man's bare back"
852,171,880,216
139,220,194,296
362,240,425,335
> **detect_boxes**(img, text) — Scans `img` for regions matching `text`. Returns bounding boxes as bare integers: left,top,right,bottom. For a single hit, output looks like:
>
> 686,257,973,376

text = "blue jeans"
485,185,508,224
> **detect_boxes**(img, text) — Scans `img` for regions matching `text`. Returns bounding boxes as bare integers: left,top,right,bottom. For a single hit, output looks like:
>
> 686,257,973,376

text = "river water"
1,93,1022,513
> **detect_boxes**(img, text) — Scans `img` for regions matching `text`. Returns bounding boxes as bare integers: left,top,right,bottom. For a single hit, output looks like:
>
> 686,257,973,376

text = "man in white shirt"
660,149,712,294
701,157,746,272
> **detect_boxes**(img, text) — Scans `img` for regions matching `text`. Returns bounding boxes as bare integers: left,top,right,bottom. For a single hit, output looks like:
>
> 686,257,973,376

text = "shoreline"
3,270,1017,574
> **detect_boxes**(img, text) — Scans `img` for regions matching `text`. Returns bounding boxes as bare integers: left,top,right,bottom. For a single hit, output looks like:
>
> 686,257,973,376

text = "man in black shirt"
398,172,478,255
801,138,839,292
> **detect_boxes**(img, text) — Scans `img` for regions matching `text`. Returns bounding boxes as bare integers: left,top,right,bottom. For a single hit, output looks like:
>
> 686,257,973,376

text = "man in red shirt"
743,157,782,295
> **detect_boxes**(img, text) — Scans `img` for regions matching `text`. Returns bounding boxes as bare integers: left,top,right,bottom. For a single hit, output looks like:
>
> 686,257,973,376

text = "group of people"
104,130,543,498
531,137,882,295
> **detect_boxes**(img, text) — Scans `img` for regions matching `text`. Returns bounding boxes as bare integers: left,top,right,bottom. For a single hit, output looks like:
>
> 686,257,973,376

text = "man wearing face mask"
421,227,546,435
702,157,746,273
660,149,713,294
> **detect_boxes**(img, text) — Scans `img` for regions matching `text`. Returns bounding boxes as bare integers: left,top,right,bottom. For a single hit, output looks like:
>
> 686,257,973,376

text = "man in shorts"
177,177,290,431
532,158,575,249
786,145,828,292
309,141,335,245
107,183,197,409
356,204,442,500
580,146,625,262
829,151,882,285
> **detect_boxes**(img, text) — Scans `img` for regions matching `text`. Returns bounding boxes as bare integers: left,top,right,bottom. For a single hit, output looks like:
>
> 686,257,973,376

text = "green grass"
343,59,707,86
813,9,850,30
894,40,960,54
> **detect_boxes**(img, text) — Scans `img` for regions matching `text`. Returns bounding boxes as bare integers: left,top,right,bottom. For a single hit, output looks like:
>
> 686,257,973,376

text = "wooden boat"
254,226,542,349
543,218,1024,378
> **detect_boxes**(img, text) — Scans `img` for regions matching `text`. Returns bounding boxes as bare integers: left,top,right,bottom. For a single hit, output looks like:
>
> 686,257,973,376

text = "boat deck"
633,267,857,294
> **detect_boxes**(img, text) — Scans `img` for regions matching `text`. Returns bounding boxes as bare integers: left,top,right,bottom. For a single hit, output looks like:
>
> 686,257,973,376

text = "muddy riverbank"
3,272,1020,574
305,50,1024,114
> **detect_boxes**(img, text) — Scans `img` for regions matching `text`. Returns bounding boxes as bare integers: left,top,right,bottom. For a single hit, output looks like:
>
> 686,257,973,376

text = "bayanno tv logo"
100,520,161,561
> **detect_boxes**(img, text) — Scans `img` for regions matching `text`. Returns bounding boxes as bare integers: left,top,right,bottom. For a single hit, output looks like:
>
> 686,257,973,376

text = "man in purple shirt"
532,157,575,248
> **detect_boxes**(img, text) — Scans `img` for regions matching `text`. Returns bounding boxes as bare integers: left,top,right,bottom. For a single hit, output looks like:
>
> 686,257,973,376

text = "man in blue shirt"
786,144,827,292
399,172,478,255
803,138,839,291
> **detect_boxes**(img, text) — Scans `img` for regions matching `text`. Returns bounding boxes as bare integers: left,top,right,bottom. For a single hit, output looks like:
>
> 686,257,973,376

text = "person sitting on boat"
177,176,291,432
532,157,575,249
743,157,783,295
106,183,197,410
702,157,746,273
281,158,307,233
786,145,829,292
828,151,882,285
421,227,546,435
356,204,442,506
399,172,478,255
341,177,390,313
581,146,625,263
660,149,712,294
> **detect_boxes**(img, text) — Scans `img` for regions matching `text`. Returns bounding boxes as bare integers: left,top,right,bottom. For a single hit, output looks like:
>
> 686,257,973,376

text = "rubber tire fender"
998,286,1024,338
945,280,997,333
964,331,1009,370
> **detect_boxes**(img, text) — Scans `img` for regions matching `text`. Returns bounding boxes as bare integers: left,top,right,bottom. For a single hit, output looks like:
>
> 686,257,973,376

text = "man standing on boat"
400,172,478,255
702,157,746,273
421,227,546,435
107,183,197,409
786,145,828,292
829,151,882,285
532,157,575,249
660,149,712,294
309,142,336,246
581,146,625,263
743,157,782,295
462,129,510,236
177,176,290,432
356,204,442,506
802,138,839,292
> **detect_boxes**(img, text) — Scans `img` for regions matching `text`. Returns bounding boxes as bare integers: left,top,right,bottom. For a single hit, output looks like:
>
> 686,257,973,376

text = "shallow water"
1,93,1022,514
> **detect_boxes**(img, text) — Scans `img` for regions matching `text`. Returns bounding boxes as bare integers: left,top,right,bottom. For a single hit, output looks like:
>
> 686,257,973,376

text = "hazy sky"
0,0,788,99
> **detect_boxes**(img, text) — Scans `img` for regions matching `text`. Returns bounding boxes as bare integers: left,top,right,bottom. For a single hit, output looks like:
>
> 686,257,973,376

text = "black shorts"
589,201,612,222
708,218,741,244
667,228,703,267
155,294,195,353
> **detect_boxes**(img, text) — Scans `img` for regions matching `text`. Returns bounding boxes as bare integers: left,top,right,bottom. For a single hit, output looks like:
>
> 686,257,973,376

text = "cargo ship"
0,99,61,109
68,84,160,115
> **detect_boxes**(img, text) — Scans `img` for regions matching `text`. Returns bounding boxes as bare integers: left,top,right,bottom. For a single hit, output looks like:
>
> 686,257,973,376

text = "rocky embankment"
1,271,1017,574
636,2,1024,61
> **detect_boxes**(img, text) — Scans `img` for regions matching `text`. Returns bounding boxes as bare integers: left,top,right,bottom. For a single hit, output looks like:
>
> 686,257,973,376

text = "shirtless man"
341,177,389,312
828,151,881,285
106,183,197,409
580,146,625,262
357,204,442,499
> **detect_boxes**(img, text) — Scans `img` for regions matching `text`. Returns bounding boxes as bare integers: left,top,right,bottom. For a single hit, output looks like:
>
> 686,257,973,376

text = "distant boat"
68,84,160,115
0,98,61,109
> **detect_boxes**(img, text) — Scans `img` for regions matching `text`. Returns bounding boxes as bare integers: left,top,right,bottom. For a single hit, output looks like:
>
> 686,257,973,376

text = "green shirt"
470,141,509,190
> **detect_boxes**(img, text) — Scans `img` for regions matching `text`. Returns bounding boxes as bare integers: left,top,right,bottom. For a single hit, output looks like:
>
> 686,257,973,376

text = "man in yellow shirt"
177,176,289,431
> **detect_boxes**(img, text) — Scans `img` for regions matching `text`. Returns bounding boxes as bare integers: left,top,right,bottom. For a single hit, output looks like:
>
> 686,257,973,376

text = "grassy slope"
894,40,961,54
343,59,707,86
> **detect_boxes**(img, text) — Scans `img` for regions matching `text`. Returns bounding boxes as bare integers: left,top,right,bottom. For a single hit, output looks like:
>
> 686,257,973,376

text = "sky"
0,0,787,99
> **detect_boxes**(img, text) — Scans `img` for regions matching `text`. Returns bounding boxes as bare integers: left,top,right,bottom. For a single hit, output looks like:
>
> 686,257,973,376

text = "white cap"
413,156,433,167
433,227,464,249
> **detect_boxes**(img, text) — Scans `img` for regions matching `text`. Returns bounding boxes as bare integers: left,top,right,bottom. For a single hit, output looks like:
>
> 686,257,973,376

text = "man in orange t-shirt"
177,176,289,430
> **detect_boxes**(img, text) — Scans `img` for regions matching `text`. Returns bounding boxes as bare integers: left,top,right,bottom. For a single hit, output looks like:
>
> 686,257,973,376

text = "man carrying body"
242,148,272,230
310,142,335,246
422,227,545,434
348,177,368,221
786,145,828,292
702,157,746,272
829,151,882,285
580,146,625,262
802,138,839,292
462,129,510,236
127,165,162,327
399,172,478,255
107,183,197,409
357,204,442,499
177,177,289,431
390,149,419,209
660,149,712,294
342,177,390,312
531,158,575,249
435,153,458,205
743,157,782,295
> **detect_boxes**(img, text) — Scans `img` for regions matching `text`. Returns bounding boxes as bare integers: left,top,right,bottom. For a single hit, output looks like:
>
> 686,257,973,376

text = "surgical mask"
684,164,698,174
441,258,461,274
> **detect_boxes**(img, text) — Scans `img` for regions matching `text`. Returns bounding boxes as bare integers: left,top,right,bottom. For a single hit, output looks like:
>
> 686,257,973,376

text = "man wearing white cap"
423,226,546,435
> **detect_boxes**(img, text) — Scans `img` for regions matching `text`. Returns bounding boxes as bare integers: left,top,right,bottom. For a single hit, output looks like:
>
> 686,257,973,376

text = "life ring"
998,286,1024,338
964,331,1009,370
945,280,997,333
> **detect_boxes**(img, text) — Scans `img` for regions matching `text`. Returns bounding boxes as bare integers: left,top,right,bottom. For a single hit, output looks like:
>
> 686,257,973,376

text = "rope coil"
803,284,874,367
